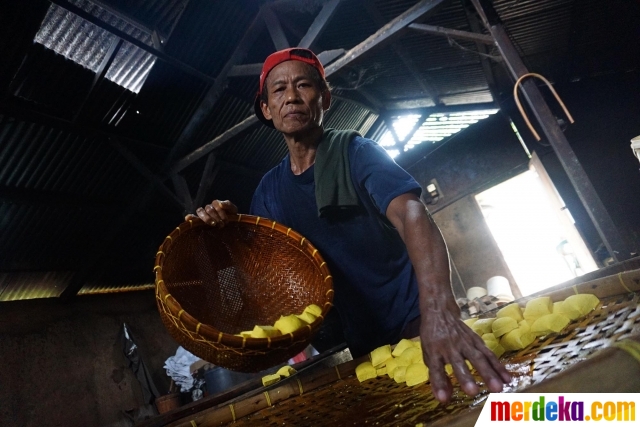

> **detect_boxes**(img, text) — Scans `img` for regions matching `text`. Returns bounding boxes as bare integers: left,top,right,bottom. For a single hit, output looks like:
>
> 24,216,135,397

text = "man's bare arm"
386,192,511,403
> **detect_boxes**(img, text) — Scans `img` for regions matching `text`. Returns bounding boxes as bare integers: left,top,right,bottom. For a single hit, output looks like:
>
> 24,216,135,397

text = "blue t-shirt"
250,136,421,357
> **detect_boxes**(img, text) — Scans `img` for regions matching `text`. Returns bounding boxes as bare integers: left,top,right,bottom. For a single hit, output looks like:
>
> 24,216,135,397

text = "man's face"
260,60,331,136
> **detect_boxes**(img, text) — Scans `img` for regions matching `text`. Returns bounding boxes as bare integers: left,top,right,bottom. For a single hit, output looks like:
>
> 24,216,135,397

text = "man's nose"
284,86,301,103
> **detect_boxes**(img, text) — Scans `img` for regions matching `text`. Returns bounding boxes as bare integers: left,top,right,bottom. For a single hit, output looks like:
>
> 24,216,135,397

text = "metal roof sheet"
35,0,157,93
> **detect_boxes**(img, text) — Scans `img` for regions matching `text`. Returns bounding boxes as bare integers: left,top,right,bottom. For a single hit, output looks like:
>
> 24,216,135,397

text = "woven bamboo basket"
154,215,334,372
157,266,640,427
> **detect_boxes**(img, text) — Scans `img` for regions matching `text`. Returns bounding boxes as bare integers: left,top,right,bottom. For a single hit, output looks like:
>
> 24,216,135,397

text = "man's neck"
284,127,324,175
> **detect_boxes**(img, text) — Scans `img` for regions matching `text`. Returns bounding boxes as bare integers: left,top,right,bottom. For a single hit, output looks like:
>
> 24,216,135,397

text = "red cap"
254,48,325,128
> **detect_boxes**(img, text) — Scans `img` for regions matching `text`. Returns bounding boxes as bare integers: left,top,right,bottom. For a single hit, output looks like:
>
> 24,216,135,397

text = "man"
189,48,510,403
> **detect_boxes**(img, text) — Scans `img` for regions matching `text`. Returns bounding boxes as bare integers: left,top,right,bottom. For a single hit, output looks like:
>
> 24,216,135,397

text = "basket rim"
154,214,334,350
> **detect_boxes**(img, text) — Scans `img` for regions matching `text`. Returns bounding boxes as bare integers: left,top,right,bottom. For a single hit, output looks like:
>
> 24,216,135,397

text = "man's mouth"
285,111,306,119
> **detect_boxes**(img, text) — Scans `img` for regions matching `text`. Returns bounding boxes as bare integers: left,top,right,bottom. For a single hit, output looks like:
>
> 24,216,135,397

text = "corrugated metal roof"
0,115,146,202
0,271,73,302
164,0,261,77
35,0,157,93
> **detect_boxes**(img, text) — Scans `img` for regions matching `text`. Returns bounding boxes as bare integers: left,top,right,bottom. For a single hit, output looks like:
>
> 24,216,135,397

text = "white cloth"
164,346,201,392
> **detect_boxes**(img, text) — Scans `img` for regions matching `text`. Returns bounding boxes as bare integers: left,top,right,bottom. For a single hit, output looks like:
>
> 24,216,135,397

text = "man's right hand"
185,200,238,227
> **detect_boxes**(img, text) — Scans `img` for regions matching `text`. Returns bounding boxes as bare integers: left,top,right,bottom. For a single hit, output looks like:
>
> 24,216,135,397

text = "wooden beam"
298,0,342,49
171,174,194,213
228,63,263,77
263,5,290,50
194,154,219,208
384,97,435,110
166,8,266,164
462,0,500,106
471,0,631,261
316,49,345,67
73,38,124,122
169,115,260,175
324,0,448,77
356,87,384,111
385,101,498,116
109,140,184,209
407,23,494,44
331,93,379,115
364,2,442,105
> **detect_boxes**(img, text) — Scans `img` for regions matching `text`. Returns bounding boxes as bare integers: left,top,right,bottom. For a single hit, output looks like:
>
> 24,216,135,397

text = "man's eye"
273,87,285,92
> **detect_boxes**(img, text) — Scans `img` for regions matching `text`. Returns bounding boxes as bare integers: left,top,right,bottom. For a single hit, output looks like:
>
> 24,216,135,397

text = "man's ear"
322,90,332,111
260,99,273,120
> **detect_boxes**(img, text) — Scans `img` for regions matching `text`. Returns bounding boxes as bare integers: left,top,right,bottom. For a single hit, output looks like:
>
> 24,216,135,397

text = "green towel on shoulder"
314,128,361,217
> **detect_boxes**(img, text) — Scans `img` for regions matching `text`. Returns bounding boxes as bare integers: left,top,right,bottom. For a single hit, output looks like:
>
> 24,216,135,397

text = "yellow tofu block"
250,325,282,338
552,300,581,320
463,318,479,328
465,360,474,372
496,303,524,322
531,313,571,336
405,363,429,386
485,340,506,358
356,361,377,382
238,331,252,338
563,294,599,317
376,367,387,376
304,304,323,317
394,366,407,383
385,358,398,378
523,297,553,322
399,346,423,364
274,314,307,335
262,373,281,386
276,365,296,377
492,317,519,338
296,311,317,324
395,355,413,368
501,327,535,351
482,333,498,342
412,340,422,350
370,344,392,368
392,338,416,357
472,318,497,335
445,364,454,376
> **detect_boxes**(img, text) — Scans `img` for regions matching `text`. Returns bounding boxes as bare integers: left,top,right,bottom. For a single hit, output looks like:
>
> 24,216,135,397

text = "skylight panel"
34,0,157,93
378,109,499,157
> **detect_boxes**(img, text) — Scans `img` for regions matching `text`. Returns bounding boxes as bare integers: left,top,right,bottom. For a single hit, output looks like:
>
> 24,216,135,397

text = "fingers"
423,354,453,404
194,200,239,227
455,334,511,396
421,320,511,404
474,342,512,388
450,355,479,396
